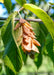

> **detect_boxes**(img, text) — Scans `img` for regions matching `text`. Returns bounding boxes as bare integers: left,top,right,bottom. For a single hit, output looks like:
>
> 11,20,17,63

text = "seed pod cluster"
14,18,41,53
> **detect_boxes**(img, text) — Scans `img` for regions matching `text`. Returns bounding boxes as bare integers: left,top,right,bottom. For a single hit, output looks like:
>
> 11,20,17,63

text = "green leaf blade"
45,34,54,63
4,56,16,74
1,13,23,74
34,53,42,69
4,0,12,13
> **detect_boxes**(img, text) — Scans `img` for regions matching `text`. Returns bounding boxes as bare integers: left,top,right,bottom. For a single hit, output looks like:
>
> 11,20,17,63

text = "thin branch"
18,7,24,19
26,18,42,22
0,17,42,22
18,12,22,19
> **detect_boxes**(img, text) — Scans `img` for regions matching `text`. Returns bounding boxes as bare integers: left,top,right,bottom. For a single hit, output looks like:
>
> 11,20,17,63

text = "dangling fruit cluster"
14,18,41,53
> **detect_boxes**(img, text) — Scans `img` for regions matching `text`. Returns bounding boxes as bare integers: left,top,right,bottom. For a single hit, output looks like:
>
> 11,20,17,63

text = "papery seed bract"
14,18,41,53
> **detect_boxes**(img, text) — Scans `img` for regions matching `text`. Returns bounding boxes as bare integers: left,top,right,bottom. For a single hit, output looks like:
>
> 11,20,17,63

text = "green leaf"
2,21,22,74
30,22,44,69
34,53,42,69
45,33,54,63
4,56,16,74
15,0,26,6
33,22,49,69
34,30,44,69
1,12,23,74
49,2,54,5
5,66,15,75
1,13,13,38
23,4,54,40
34,27,45,69
4,0,12,13
19,46,27,65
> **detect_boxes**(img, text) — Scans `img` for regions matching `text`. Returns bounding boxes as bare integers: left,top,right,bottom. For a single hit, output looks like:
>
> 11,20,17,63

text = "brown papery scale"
14,18,41,53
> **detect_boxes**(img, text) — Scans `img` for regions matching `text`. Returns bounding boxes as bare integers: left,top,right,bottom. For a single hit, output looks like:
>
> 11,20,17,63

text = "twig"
18,7,24,19
26,18,42,22
18,11,22,19
0,17,42,22
0,18,42,27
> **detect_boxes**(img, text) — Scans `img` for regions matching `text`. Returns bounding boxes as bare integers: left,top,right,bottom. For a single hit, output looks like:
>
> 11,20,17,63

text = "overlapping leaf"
34,53,42,69
30,22,53,68
1,12,23,74
45,33,54,63
4,0,12,13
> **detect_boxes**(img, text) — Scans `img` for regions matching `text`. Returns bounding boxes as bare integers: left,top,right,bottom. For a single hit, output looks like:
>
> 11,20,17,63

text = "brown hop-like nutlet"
14,18,41,53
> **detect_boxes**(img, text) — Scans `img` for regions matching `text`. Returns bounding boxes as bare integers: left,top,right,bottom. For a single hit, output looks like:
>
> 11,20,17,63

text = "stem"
18,7,24,19
18,11,22,19
0,17,42,22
